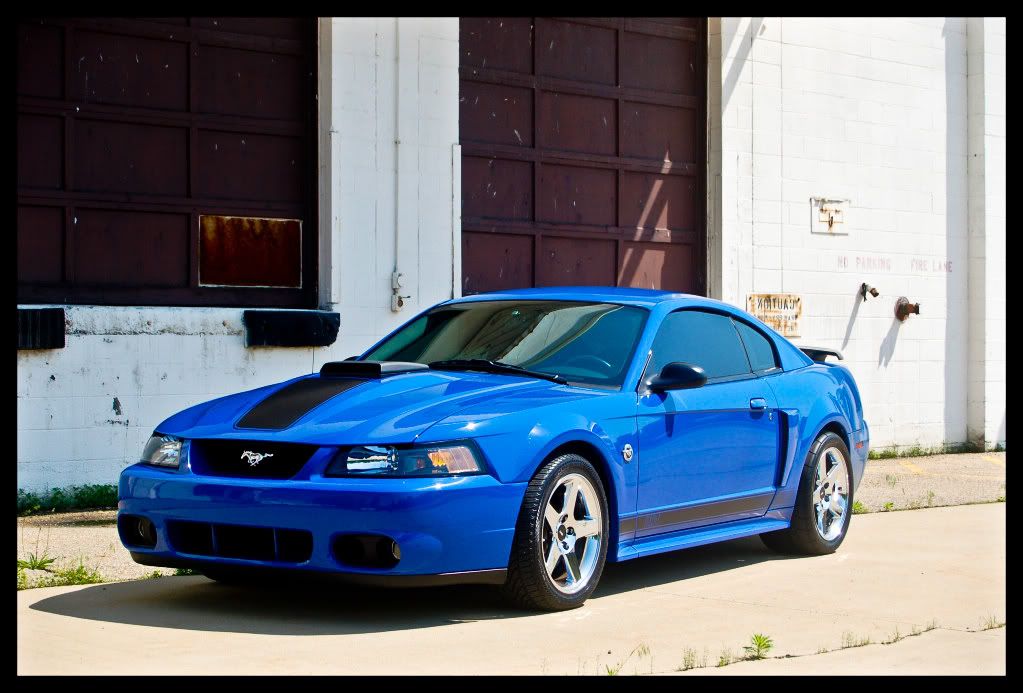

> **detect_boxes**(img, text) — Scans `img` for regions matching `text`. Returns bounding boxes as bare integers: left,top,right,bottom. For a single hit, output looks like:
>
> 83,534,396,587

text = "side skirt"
615,509,793,562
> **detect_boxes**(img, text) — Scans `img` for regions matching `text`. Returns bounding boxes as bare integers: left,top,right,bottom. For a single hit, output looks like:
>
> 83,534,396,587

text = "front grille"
166,521,313,564
189,439,319,479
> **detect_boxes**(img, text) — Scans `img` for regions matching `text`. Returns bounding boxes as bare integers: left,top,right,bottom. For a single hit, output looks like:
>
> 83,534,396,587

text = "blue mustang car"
119,287,868,610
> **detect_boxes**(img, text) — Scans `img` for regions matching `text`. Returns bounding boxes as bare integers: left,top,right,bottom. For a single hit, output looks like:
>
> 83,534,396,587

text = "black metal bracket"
17,308,66,350
243,310,340,348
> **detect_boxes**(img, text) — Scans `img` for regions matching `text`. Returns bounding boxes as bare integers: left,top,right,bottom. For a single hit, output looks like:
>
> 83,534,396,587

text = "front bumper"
118,464,525,581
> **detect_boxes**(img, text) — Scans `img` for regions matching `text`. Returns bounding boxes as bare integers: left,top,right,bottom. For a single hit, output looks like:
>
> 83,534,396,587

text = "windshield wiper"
428,359,567,385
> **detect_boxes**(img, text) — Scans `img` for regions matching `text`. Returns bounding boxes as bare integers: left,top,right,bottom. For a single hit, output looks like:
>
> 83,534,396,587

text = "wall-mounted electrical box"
810,197,849,235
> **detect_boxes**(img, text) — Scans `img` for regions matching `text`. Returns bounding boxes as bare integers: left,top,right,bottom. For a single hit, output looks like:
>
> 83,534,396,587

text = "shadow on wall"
878,317,901,367
721,17,763,111
841,287,863,350
943,19,968,446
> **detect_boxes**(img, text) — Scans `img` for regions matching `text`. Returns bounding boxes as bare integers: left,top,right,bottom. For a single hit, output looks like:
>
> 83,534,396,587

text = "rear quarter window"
733,320,780,373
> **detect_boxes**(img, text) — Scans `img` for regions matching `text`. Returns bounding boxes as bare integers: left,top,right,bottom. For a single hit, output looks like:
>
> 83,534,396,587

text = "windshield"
362,300,649,388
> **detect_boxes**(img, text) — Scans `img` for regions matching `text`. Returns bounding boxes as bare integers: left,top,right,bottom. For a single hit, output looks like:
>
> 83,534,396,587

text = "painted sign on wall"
747,293,802,337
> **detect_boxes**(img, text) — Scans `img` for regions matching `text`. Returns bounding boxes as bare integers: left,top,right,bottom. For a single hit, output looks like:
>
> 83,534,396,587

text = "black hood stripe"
237,378,365,430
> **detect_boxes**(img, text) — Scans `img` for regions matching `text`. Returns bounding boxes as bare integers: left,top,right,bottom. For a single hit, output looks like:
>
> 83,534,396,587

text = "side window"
648,311,752,381
733,320,780,373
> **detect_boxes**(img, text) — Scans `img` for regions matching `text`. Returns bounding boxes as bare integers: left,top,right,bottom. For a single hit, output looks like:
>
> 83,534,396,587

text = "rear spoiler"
798,346,844,363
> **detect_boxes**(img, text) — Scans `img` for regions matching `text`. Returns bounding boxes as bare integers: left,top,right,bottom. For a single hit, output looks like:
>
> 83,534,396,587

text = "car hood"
156,370,604,445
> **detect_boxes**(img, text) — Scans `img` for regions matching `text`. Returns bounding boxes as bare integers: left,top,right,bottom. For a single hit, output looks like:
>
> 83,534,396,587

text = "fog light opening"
118,514,158,549
332,534,400,569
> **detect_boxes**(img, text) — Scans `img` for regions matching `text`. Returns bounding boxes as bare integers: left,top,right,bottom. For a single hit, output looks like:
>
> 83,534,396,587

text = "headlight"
325,443,483,477
140,434,184,469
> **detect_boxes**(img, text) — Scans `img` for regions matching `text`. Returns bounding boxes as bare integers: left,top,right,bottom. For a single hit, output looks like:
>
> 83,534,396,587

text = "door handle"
749,397,768,410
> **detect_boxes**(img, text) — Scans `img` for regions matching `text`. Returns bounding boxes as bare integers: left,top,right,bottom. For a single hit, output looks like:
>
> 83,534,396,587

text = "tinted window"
363,300,648,388
648,311,751,380
734,320,779,372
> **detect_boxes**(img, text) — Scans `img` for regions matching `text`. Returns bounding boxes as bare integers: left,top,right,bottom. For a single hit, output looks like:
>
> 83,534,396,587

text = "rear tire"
760,431,853,555
502,454,609,611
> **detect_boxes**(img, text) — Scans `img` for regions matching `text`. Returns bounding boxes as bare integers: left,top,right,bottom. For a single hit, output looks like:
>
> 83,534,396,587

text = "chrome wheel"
542,473,603,594
812,446,849,541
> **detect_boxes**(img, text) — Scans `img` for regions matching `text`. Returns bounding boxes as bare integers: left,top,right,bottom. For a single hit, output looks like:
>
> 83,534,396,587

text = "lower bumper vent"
167,521,312,564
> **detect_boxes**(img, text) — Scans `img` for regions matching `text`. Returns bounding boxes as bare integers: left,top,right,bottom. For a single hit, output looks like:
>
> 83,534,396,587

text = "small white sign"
810,197,849,236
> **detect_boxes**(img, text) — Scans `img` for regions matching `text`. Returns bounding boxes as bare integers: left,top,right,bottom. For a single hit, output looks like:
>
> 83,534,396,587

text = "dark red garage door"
16,17,317,307
459,17,706,295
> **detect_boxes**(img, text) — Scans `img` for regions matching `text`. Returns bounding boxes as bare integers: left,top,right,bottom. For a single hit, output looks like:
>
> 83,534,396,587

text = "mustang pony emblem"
240,450,274,467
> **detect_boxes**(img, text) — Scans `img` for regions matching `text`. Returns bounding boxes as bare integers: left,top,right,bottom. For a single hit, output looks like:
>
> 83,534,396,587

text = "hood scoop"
319,360,429,378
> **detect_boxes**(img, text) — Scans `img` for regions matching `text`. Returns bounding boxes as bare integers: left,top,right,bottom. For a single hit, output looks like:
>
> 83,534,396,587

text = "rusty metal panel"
461,17,534,74
17,17,317,307
17,22,63,99
538,92,617,156
17,115,63,190
536,19,616,85
459,17,706,296
199,215,302,288
537,237,616,287
17,207,64,284
74,210,189,287
73,120,188,195
462,232,534,295
747,294,803,337
462,157,533,221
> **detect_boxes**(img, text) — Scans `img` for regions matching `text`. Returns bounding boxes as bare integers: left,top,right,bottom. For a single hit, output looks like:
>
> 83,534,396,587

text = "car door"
635,310,781,537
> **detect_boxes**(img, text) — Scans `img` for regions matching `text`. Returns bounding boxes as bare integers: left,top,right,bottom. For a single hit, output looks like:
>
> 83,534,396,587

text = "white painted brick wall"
966,17,1006,447
712,17,1003,451
17,17,460,491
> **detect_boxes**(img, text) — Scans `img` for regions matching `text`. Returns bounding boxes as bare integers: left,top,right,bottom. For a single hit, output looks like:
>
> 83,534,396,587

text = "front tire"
760,431,853,555
502,454,609,611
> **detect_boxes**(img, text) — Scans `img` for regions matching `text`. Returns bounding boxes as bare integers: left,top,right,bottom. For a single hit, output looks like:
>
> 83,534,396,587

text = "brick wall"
710,17,1004,450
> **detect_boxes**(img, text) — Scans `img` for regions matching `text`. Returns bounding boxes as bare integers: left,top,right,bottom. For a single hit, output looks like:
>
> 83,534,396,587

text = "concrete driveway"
17,503,1004,675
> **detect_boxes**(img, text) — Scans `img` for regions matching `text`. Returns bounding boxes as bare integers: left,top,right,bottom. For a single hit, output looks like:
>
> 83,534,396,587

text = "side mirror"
646,362,707,392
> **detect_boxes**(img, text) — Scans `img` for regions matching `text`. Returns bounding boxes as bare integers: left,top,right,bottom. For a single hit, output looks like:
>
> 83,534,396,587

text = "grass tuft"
17,552,57,571
19,561,104,590
841,631,872,648
17,484,118,516
742,633,774,660
852,500,867,514
867,441,995,460
604,643,649,675
677,648,699,671
174,567,197,576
